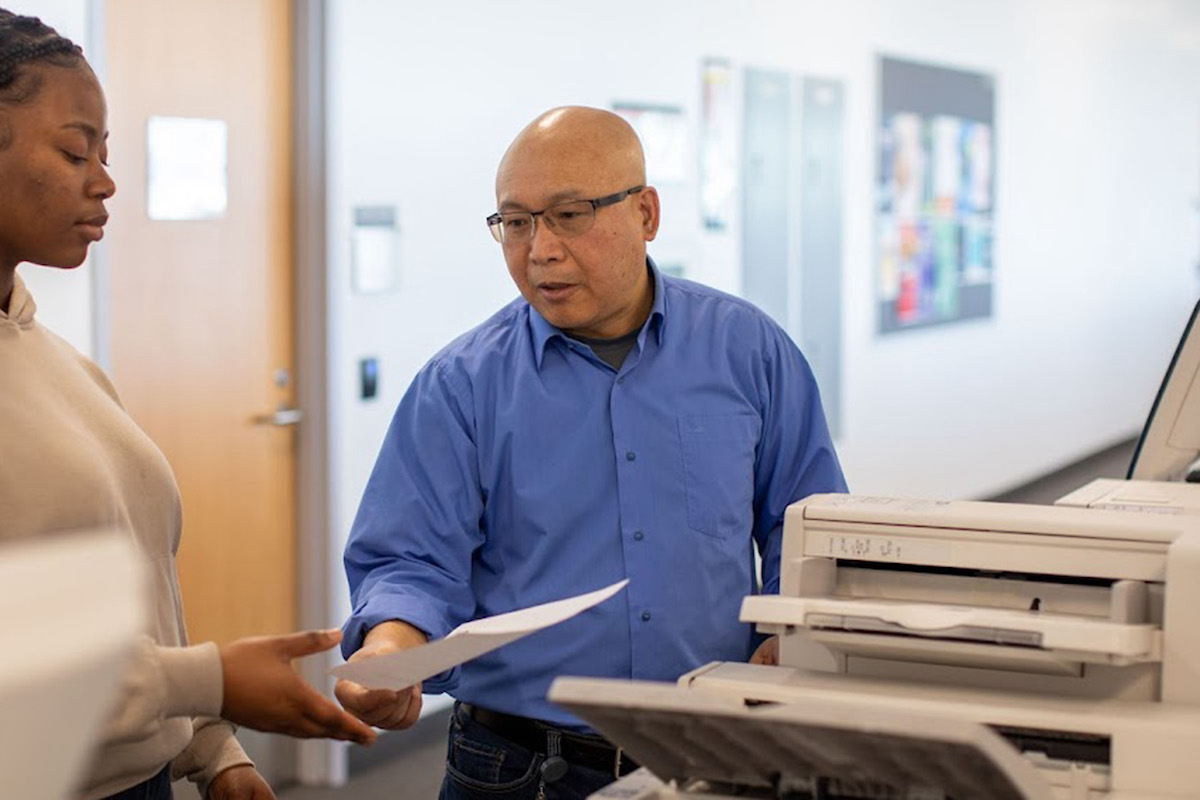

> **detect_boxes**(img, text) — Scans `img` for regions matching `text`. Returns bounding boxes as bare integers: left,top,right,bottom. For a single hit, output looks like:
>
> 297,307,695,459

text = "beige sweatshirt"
0,273,251,798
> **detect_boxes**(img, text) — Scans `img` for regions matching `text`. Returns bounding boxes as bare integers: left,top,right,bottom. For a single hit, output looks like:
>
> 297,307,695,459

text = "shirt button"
633,530,644,541
641,611,652,622
616,376,625,384
626,451,636,461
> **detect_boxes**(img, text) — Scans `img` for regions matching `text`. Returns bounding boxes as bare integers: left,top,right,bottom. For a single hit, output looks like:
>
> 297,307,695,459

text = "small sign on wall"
146,116,228,221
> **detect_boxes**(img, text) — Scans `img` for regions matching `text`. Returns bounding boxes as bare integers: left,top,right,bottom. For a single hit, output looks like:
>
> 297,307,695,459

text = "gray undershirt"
569,328,640,370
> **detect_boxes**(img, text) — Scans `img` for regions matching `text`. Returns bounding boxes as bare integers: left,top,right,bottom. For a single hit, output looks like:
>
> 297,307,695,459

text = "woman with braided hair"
0,9,377,800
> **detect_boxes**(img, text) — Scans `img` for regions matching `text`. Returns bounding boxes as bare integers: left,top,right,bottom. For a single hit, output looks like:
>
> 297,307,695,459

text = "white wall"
13,0,96,357
326,0,1200,616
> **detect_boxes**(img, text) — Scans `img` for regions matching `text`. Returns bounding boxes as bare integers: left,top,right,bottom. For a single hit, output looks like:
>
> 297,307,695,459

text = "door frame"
291,0,345,786
86,0,110,370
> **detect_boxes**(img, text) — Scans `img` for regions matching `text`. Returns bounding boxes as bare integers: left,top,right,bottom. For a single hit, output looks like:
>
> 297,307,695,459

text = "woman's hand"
207,765,276,800
219,629,378,745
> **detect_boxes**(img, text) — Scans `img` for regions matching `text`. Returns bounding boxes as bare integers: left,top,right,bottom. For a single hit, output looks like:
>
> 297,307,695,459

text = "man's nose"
528,214,563,261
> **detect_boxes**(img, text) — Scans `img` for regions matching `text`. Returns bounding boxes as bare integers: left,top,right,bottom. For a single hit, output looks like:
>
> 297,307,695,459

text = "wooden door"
103,0,296,644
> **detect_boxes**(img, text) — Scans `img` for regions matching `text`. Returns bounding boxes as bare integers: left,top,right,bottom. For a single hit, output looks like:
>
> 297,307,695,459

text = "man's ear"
0,112,12,150
638,186,661,242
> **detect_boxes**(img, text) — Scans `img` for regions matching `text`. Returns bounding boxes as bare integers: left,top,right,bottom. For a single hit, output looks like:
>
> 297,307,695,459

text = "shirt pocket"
678,413,760,540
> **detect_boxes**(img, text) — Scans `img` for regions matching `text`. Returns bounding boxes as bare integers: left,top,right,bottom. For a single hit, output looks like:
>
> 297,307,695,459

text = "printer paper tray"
550,676,1053,800
742,595,1161,661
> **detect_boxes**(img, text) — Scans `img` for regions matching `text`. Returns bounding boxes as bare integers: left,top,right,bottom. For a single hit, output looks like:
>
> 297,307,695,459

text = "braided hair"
0,8,85,107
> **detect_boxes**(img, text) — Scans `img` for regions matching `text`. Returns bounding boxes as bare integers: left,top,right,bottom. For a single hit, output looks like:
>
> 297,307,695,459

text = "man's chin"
533,304,584,331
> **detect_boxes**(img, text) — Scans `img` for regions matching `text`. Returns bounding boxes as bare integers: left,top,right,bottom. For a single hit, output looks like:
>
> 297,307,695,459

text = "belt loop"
540,729,568,784
614,746,623,779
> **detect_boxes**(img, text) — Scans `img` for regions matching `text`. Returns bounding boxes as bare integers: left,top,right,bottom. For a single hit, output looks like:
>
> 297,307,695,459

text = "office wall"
327,0,1200,613
14,0,95,356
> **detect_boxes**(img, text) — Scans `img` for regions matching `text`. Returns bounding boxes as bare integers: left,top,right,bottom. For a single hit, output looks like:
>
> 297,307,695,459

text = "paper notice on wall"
146,116,228,221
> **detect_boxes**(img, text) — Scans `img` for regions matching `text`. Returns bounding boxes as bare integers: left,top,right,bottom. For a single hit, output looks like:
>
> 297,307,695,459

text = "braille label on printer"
808,531,950,563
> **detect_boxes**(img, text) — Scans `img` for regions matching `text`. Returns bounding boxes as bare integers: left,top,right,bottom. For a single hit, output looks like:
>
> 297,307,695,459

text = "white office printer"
552,497,1200,799
549,301,1200,799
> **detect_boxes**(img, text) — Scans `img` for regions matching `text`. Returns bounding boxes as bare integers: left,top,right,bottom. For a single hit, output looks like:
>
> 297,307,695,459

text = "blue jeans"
98,766,171,800
438,704,618,800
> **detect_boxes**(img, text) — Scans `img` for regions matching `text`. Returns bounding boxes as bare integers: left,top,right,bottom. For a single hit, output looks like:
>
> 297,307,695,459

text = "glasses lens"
544,201,595,236
498,213,534,243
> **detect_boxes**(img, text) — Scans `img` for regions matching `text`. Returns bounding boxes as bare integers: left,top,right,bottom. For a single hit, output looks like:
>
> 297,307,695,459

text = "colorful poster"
612,102,688,185
699,58,736,231
877,57,995,333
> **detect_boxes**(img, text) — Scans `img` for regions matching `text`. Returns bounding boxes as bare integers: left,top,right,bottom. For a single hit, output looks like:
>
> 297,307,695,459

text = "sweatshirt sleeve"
103,637,253,795
102,636,225,742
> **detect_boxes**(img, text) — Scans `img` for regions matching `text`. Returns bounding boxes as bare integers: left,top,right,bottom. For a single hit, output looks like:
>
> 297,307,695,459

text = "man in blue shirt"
336,106,846,800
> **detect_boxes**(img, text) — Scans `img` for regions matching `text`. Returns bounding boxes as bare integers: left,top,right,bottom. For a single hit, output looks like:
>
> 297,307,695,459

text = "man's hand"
219,629,377,746
334,620,426,730
207,765,276,800
749,635,779,666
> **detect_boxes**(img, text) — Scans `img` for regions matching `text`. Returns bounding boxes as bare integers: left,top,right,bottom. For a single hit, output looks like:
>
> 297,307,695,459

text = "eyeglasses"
486,186,644,245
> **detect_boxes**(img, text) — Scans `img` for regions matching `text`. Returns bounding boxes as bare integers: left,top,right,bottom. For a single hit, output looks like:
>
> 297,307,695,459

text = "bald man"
337,107,846,800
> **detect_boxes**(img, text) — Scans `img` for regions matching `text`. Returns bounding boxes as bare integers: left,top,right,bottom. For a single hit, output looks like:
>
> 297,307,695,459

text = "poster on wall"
612,102,688,185
612,101,689,278
877,56,995,334
699,58,736,231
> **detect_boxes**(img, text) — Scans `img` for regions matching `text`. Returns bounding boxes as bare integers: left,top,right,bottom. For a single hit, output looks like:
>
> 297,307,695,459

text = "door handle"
251,407,303,427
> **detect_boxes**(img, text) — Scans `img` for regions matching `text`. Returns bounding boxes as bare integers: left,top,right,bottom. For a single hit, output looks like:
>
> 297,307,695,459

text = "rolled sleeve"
342,359,483,673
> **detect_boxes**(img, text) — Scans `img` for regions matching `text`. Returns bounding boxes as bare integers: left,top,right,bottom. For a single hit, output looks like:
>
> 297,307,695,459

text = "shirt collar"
529,257,666,370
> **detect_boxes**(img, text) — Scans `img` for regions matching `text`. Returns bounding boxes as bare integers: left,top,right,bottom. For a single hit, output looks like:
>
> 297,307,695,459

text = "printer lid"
795,493,1184,544
549,676,1052,800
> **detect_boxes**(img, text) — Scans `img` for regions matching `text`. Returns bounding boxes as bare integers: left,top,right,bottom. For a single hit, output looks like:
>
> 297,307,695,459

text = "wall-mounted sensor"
360,357,379,400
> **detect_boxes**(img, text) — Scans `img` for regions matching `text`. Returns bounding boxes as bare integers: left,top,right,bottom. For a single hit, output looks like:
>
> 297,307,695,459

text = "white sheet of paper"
329,579,629,690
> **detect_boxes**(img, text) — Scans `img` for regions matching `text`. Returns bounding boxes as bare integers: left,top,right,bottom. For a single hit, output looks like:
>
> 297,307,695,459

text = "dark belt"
460,702,639,778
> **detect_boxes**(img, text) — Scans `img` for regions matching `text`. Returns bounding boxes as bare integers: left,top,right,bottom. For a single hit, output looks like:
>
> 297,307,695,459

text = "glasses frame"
486,185,645,244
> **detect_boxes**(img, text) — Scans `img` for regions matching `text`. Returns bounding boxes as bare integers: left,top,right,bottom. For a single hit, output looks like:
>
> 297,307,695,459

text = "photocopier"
548,304,1200,800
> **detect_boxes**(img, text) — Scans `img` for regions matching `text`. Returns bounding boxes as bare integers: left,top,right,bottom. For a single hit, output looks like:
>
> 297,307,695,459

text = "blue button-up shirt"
343,260,846,727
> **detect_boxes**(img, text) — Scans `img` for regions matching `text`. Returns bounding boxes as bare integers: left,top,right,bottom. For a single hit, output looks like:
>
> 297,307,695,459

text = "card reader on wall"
359,357,378,400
